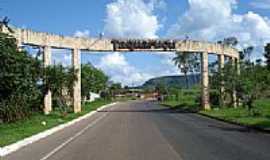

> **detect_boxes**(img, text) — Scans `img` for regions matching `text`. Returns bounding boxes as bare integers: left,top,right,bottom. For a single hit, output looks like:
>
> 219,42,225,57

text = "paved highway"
4,101,270,160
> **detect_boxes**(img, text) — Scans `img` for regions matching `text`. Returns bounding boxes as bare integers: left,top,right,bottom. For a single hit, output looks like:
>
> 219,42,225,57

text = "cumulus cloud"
97,52,153,86
74,30,90,38
104,0,164,38
168,0,270,59
250,0,270,9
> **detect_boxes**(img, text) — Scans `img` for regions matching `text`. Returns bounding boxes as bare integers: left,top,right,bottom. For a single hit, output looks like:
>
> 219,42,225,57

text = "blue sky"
1,0,270,86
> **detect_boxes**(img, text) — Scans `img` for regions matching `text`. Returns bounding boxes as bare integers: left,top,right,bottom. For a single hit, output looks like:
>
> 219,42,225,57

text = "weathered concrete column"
231,57,237,108
201,52,210,110
43,46,52,114
236,58,241,106
72,48,81,113
218,54,225,106
236,57,240,75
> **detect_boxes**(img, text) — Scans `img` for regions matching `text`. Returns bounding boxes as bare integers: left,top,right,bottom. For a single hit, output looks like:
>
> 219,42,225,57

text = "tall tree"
173,52,197,89
265,43,270,70
81,63,109,100
0,16,14,33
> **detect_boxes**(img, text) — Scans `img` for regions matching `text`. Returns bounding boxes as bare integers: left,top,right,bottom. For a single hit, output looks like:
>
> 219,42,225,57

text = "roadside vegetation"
0,24,132,146
200,99,270,129
0,99,112,147
161,39,270,130
161,88,200,111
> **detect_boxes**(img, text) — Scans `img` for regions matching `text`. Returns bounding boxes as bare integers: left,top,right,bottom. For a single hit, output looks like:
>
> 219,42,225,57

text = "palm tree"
0,16,14,33
173,52,196,89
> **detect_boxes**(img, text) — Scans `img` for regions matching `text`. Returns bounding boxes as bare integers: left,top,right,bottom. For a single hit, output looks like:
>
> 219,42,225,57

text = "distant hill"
141,74,200,89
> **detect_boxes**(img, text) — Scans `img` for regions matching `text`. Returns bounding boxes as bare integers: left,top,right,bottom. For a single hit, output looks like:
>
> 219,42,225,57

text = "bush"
44,65,77,113
0,33,43,122
210,90,220,106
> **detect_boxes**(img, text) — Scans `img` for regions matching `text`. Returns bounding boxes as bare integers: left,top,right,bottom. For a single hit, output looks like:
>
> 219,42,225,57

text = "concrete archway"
2,26,240,113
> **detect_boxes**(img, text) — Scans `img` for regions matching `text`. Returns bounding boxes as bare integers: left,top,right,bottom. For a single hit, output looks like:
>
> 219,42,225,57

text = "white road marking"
40,112,109,160
0,102,117,157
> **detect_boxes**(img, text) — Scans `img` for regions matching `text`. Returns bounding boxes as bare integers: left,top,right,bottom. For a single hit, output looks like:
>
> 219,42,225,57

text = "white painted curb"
0,102,118,157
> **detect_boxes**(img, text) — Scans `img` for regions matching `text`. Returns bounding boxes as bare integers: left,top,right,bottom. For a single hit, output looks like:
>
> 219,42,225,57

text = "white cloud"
97,52,153,86
74,30,90,38
250,0,270,9
104,0,164,39
51,49,71,67
168,0,270,59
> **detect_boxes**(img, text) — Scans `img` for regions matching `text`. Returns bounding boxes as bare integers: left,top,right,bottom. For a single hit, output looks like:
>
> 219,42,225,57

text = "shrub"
0,33,43,122
209,90,220,106
44,65,77,114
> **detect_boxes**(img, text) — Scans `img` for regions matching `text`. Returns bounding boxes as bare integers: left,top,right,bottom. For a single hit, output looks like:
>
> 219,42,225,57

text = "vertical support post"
236,57,240,75
16,31,22,51
218,54,225,107
231,57,237,108
72,48,81,113
43,46,52,114
201,52,210,110
17,39,22,51
236,58,241,106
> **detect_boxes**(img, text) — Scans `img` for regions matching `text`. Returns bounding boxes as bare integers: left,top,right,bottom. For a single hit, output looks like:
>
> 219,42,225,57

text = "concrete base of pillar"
44,90,52,115
73,88,81,113
233,91,237,108
202,103,211,110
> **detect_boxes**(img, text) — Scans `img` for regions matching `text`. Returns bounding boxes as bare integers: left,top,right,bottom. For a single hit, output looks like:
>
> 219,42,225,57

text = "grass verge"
200,99,270,130
161,98,270,131
0,99,112,147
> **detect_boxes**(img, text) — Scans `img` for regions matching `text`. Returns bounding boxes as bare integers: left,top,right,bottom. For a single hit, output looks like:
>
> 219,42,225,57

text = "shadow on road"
207,124,256,133
98,107,196,114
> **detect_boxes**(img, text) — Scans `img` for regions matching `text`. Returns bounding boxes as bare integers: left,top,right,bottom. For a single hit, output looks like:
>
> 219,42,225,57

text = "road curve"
4,101,270,160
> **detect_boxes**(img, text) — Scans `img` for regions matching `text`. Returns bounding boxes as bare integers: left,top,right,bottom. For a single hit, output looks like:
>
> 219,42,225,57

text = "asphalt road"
3,101,270,160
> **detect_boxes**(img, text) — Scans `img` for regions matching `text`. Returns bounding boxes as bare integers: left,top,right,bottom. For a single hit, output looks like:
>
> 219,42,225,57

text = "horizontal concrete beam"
3,26,239,58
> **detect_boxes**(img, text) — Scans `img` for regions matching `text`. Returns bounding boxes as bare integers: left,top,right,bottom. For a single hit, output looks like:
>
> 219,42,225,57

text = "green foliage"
210,52,270,113
173,52,200,89
236,63,270,112
209,90,220,106
201,100,270,129
109,83,122,98
44,65,77,113
265,43,270,70
0,33,43,122
0,99,112,147
155,81,168,95
163,89,200,111
0,33,79,122
81,64,108,99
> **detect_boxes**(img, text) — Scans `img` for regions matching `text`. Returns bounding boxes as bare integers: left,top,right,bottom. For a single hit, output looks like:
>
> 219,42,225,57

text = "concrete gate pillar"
231,58,237,108
218,54,225,106
43,46,52,114
201,52,210,110
236,58,241,106
72,48,81,113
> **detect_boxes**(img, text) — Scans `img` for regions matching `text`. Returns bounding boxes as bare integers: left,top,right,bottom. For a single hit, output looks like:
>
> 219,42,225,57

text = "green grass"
161,94,270,130
161,90,200,111
200,99,270,130
0,99,112,147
